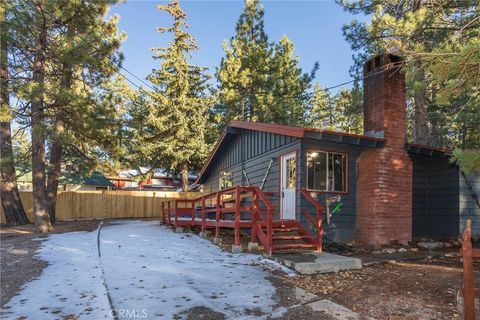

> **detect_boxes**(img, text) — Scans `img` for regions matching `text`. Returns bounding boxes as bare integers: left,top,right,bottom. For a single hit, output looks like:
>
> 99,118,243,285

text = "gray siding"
299,139,366,243
460,172,480,238
411,155,459,239
202,129,301,217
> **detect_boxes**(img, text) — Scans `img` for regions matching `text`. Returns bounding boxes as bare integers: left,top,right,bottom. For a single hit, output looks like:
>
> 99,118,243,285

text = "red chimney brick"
356,53,413,245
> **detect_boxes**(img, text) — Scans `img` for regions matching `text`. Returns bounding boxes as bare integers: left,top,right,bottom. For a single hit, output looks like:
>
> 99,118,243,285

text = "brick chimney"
356,53,413,245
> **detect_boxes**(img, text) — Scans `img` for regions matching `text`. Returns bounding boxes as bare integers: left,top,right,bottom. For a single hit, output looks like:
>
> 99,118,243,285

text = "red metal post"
462,219,475,320
215,192,220,238
251,192,258,243
234,186,241,246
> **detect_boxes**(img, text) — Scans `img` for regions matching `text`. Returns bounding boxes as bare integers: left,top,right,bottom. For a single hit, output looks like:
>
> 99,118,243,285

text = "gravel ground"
278,254,480,320
0,220,100,308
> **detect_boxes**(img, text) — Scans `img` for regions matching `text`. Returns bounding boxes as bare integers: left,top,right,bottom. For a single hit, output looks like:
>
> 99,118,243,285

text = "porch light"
309,152,319,158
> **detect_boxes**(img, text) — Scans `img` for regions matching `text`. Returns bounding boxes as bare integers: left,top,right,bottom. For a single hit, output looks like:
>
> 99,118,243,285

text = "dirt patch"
0,220,101,308
279,255,480,320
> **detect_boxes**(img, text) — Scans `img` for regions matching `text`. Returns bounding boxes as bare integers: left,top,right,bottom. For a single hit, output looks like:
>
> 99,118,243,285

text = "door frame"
279,151,297,220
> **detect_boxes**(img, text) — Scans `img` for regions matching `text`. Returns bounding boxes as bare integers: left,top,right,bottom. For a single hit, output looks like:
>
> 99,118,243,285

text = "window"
219,172,233,190
285,157,296,189
307,151,347,192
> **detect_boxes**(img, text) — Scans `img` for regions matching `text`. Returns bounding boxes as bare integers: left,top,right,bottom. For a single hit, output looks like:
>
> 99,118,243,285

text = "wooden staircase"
268,220,318,252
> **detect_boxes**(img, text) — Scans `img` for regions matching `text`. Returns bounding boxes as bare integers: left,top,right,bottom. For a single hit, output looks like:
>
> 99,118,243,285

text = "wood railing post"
201,196,206,233
251,192,258,243
234,186,241,247
267,208,273,256
191,200,195,226
462,219,475,320
317,208,323,252
174,200,178,227
215,192,220,239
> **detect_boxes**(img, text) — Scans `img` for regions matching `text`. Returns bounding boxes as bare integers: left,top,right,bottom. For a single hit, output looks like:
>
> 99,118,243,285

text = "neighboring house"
196,53,480,244
60,171,114,191
109,168,197,191
16,170,114,191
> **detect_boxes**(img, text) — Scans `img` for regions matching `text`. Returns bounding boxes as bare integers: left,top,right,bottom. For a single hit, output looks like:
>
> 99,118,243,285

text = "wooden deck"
162,186,325,255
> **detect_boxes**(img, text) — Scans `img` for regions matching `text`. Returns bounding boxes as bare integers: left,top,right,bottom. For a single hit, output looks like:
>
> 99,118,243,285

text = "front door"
281,152,296,220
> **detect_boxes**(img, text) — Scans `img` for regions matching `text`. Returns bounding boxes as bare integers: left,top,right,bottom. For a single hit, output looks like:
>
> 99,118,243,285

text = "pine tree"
269,36,317,126
307,84,334,129
217,0,272,124
136,0,210,191
5,0,124,231
338,0,478,147
0,2,29,225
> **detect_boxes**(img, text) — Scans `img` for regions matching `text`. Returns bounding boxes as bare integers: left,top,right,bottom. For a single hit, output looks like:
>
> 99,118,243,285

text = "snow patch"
0,229,111,319
100,220,280,319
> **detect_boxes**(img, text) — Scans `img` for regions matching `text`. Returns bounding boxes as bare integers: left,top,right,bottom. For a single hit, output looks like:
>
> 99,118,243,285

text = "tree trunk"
0,6,29,225
413,62,429,145
180,164,189,192
47,62,72,224
31,6,52,233
46,118,64,225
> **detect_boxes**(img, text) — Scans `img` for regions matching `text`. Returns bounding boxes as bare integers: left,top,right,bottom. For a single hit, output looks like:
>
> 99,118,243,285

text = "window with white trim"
306,151,347,192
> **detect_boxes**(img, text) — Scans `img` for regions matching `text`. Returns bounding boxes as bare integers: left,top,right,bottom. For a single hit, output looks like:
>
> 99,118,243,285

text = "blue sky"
108,0,365,92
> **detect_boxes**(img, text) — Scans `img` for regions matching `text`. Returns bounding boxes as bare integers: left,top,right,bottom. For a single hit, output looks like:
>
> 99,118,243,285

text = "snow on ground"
0,230,111,320
100,220,281,319
1,220,288,320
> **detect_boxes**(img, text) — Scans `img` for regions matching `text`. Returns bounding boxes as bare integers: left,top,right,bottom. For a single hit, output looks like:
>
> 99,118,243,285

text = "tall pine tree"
136,0,209,191
217,0,271,124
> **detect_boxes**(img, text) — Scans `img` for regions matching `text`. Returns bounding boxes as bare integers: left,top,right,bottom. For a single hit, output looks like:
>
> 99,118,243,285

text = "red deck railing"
300,189,325,252
461,219,480,320
162,186,275,255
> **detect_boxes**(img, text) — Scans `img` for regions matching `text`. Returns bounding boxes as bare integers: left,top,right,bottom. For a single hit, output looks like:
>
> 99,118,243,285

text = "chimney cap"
364,53,404,74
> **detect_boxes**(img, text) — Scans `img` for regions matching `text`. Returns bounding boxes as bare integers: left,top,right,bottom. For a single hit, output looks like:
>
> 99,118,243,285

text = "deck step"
272,235,312,240
272,243,318,251
271,227,302,233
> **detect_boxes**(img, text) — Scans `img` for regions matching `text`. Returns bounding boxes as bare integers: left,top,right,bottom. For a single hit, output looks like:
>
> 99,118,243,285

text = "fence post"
462,219,475,320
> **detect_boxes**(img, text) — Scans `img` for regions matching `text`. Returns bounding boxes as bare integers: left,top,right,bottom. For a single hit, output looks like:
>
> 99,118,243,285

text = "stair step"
271,227,301,233
272,220,298,228
272,243,318,251
272,235,311,240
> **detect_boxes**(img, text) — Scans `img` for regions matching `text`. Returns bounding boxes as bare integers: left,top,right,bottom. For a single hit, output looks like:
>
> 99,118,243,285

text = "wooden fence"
0,191,201,223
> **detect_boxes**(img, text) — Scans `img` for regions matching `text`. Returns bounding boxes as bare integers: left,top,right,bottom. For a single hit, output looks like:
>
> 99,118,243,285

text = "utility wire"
18,0,404,100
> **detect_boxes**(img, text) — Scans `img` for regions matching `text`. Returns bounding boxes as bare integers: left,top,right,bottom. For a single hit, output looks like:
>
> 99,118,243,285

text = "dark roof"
406,143,451,157
60,171,114,187
197,121,385,184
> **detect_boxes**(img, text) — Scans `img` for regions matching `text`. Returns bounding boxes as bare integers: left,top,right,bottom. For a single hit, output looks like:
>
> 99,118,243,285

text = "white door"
281,152,296,220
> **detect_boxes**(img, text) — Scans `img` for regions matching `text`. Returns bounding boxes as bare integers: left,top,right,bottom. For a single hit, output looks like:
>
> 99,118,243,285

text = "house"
109,168,197,191
17,170,114,191
194,53,480,246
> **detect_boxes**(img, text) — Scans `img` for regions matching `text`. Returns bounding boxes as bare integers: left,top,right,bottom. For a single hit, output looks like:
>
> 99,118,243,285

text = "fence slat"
0,191,201,223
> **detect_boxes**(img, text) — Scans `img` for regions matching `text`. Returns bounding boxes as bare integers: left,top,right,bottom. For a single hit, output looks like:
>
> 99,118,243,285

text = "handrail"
300,189,324,252
173,185,275,255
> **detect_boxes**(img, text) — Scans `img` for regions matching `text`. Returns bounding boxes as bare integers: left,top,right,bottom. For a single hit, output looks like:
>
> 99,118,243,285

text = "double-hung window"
306,151,347,192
